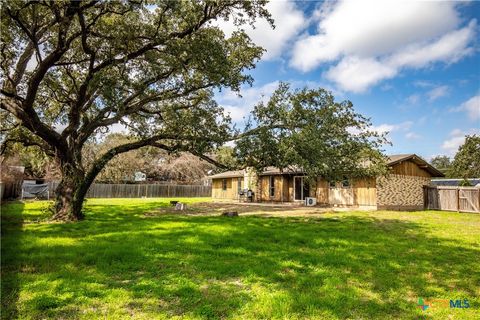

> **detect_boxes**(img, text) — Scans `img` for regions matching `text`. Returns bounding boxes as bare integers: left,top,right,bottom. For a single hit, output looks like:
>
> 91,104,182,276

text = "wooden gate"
424,186,480,213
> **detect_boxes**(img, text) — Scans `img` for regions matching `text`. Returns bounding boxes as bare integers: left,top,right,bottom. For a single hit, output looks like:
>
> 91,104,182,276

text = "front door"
294,176,309,201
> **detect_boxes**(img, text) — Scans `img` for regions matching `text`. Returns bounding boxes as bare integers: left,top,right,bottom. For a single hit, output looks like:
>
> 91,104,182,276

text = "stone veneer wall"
376,174,431,210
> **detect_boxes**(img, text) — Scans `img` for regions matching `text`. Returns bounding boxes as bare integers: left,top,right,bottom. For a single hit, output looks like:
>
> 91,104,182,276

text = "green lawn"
1,198,479,319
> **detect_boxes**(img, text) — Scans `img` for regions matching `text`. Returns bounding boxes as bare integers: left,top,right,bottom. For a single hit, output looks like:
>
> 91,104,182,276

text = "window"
222,179,227,191
342,179,351,188
269,176,275,197
237,178,242,194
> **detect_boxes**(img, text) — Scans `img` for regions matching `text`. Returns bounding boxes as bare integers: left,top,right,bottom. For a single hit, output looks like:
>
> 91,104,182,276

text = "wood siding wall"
316,179,329,204
212,177,244,200
213,175,376,206
317,178,376,206
257,175,292,202
390,160,432,178
352,178,377,206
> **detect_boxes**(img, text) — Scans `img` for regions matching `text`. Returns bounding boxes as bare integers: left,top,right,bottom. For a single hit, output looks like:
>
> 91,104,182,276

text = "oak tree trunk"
52,162,87,221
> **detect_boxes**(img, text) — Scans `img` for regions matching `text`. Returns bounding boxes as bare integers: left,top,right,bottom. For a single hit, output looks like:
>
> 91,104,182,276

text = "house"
209,154,444,210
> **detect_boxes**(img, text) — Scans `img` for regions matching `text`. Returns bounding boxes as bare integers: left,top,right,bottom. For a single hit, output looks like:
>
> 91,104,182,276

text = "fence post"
423,186,427,210
456,187,460,212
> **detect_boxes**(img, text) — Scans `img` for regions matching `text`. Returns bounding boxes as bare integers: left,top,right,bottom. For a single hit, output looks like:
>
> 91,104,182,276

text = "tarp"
22,183,49,199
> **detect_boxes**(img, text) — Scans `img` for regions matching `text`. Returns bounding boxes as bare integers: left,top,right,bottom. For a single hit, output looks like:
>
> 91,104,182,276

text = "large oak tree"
1,0,387,221
1,0,270,220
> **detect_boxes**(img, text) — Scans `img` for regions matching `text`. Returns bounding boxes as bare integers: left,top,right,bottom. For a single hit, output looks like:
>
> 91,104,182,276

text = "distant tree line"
1,133,216,184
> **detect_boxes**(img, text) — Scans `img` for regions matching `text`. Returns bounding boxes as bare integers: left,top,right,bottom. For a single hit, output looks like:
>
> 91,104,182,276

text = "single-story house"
209,154,444,210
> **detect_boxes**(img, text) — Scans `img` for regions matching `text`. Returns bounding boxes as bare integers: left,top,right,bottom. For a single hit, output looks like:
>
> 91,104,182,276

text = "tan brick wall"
376,174,430,209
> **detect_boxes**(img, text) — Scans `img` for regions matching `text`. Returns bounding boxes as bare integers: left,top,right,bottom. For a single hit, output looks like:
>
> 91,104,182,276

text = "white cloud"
218,79,347,123
216,1,306,60
217,81,279,122
442,132,466,155
324,57,397,93
417,116,427,125
406,94,421,105
450,95,480,121
405,132,421,140
54,123,67,133
413,80,434,88
290,1,476,92
370,121,413,134
222,105,251,122
387,20,475,67
108,122,129,134
427,85,450,102
381,83,393,91
442,128,480,155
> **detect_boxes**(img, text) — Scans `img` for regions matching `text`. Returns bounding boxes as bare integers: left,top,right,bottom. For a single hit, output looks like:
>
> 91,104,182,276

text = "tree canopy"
430,155,452,176
450,135,480,179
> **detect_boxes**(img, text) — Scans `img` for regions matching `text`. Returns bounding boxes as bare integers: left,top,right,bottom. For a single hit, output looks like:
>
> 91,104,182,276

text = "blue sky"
215,0,480,160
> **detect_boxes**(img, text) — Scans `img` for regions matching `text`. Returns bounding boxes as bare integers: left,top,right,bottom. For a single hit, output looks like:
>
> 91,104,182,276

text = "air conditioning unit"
305,197,317,206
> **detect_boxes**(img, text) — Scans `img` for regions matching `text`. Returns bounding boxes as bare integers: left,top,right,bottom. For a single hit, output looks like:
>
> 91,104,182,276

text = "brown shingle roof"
387,154,418,164
257,166,303,176
208,170,245,179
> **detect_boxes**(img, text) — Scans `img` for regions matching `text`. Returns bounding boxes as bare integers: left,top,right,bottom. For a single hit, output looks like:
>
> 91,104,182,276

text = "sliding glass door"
294,176,309,201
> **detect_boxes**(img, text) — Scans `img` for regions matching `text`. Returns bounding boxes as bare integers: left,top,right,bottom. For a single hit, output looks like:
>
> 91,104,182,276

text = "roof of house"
209,154,444,179
431,178,480,186
208,170,245,179
257,166,304,176
208,166,304,179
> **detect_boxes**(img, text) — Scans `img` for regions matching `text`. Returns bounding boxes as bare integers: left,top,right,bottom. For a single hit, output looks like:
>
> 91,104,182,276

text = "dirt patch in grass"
150,201,344,217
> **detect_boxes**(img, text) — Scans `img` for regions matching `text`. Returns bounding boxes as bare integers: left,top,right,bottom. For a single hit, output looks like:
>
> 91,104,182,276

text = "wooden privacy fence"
47,182,211,198
0,181,23,200
424,186,480,213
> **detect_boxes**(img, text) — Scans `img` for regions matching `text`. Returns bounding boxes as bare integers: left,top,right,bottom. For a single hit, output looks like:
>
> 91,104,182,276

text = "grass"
1,198,479,319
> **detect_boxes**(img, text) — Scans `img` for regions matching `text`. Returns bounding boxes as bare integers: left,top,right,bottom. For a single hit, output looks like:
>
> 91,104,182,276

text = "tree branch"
0,136,55,157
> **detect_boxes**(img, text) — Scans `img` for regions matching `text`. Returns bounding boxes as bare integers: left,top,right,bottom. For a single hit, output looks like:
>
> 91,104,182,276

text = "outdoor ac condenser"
305,197,317,206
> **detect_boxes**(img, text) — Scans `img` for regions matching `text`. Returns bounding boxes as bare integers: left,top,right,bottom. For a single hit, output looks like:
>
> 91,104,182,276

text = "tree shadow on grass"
2,202,480,319
1,201,25,320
